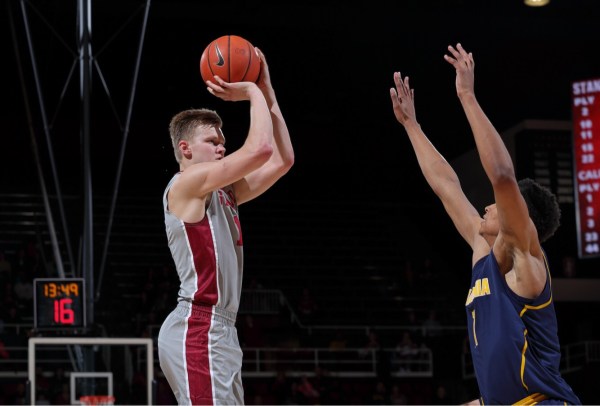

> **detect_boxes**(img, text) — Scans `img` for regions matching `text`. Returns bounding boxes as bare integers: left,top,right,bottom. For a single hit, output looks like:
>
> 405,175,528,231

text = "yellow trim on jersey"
512,392,549,405
519,252,553,318
519,294,552,317
521,329,529,390
472,309,478,346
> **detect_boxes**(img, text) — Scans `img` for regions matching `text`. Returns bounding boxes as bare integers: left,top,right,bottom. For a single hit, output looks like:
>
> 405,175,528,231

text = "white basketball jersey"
163,173,244,313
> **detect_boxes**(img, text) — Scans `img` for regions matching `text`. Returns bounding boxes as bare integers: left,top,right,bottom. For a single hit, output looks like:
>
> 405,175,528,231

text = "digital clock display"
34,278,86,328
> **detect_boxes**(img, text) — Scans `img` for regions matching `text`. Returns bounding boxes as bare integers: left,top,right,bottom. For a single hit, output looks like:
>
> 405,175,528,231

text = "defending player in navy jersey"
158,48,294,405
389,43,580,405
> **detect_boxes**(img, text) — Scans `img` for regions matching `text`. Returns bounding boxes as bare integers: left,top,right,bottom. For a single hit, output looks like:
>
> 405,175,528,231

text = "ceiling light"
525,0,550,6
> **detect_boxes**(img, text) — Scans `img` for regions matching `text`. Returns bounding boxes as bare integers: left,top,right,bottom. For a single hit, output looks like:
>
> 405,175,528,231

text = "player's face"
187,126,226,163
479,203,499,237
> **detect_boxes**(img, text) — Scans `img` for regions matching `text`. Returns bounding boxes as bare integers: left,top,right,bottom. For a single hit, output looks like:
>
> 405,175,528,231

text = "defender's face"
479,204,499,237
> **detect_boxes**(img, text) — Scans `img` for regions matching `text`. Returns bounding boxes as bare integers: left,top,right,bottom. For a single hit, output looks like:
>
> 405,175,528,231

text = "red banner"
572,78,600,258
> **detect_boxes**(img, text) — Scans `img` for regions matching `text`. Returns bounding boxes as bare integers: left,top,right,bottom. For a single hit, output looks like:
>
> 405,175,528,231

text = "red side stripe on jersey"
185,219,218,304
186,311,213,404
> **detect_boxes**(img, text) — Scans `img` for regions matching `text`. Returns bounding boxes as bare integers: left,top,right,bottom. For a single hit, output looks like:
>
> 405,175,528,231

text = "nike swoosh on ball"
215,45,225,66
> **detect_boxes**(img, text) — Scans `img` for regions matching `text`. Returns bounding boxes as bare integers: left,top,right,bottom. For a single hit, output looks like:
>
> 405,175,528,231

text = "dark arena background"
1,0,600,404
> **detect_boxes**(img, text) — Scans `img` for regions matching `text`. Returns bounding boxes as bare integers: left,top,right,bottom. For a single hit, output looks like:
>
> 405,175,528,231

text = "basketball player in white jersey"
158,48,294,405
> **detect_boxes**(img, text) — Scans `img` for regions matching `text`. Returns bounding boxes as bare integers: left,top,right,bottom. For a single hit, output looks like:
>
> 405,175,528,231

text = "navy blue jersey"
465,251,580,405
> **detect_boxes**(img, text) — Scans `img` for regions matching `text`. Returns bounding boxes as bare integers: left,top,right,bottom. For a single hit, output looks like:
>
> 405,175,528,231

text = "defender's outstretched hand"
444,43,475,98
390,72,417,126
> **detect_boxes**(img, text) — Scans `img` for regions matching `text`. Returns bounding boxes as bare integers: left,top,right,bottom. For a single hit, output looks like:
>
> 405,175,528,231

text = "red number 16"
53,298,75,324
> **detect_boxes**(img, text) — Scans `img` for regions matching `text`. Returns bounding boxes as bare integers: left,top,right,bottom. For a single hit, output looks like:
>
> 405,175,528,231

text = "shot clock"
34,278,86,329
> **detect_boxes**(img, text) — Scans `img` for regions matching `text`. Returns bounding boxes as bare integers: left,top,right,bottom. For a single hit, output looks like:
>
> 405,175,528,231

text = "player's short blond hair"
169,108,222,163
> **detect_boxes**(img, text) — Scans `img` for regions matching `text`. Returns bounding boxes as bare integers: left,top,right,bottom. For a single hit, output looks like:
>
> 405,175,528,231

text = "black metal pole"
79,0,94,328
78,0,96,383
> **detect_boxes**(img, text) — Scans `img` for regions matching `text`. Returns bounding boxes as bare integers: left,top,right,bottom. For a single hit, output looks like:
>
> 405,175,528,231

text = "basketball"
199,35,261,84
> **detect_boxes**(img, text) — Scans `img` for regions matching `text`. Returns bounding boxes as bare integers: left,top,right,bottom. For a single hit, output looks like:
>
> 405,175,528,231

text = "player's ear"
179,140,191,159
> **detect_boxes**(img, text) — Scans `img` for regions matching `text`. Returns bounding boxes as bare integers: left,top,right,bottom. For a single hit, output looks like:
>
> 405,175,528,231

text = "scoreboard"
34,278,86,329
572,78,600,258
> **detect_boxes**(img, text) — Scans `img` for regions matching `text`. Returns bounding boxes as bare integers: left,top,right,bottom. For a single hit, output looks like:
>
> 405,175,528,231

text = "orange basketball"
199,35,261,84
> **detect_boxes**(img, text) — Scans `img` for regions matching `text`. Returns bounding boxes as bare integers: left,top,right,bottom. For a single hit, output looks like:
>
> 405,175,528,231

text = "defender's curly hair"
518,178,561,243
